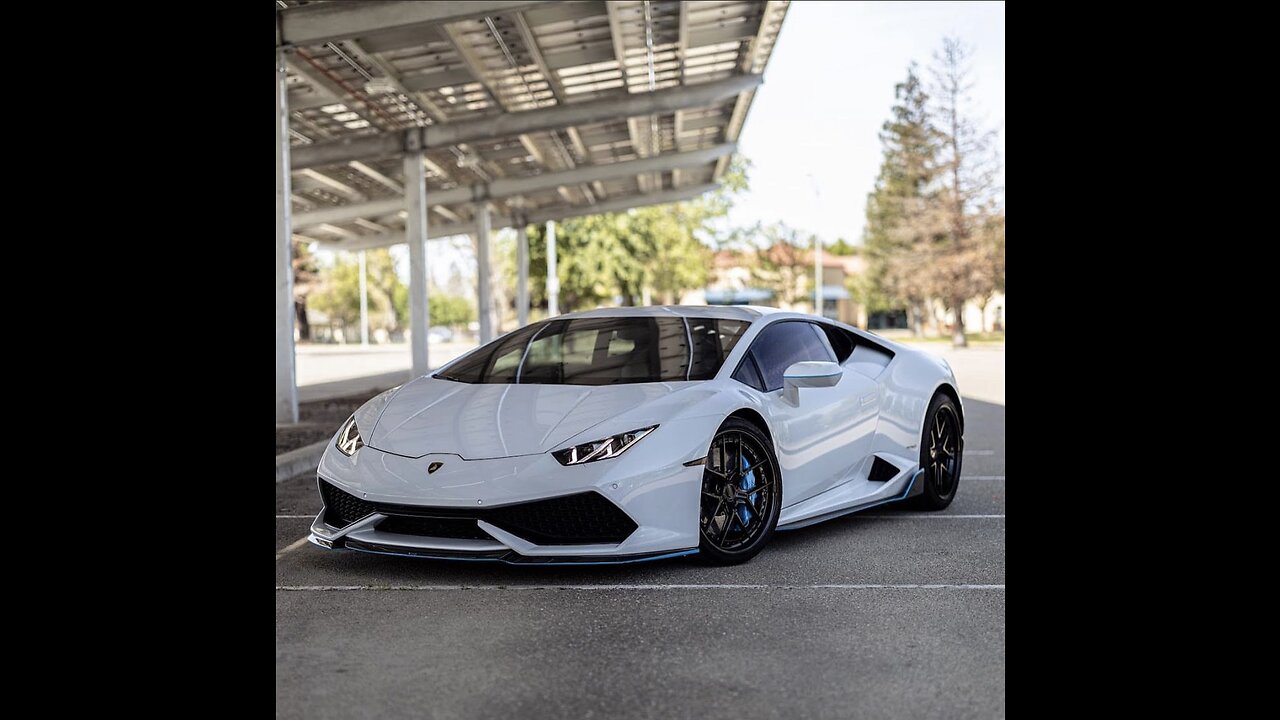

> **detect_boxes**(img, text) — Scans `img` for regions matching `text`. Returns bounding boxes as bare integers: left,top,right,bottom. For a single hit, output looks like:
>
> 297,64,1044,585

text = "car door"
734,320,880,506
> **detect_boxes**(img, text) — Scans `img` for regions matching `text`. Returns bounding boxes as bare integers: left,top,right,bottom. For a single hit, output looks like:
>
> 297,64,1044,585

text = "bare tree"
925,36,1005,347
751,223,815,309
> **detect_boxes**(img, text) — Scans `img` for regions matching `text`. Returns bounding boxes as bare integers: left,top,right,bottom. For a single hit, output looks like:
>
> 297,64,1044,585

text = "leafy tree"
310,249,404,335
514,154,748,313
750,222,814,308
828,237,857,256
432,294,476,327
309,257,361,327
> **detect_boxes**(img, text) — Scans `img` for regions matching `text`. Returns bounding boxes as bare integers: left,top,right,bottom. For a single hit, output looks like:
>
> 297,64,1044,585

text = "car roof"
554,305,783,322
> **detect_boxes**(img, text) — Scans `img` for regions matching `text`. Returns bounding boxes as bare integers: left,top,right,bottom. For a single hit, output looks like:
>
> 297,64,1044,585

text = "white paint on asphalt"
276,536,311,560
276,584,1005,591
966,449,997,455
967,475,1004,480
860,514,1004,519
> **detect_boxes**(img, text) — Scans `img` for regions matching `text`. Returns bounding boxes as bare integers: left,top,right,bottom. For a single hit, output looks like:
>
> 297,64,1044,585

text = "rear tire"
696,418,781,565
909,394,963,510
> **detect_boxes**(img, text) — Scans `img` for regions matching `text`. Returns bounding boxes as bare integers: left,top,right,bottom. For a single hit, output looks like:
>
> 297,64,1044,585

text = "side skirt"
776,468,924,532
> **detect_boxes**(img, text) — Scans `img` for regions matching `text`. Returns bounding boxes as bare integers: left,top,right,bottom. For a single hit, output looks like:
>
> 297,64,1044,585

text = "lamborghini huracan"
309,306,963,565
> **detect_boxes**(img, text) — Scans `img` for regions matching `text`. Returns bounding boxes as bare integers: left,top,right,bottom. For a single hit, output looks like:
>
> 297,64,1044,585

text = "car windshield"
435,316,750,385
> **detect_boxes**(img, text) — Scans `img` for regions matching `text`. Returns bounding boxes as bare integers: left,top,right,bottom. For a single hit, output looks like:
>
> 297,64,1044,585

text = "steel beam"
276,50,299,424
524,183,717,225
348,161,403,194
295,145,734,228
295,199,404,227
486,143,732,200
405,151,430,377
314,183,719,253
278,1,542,48
290,75,760,169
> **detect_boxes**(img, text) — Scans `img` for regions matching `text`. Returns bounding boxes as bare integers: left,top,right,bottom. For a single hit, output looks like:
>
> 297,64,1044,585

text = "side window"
746,321,837,392
817,323,855,363
688,319,750,380
732,355,765,391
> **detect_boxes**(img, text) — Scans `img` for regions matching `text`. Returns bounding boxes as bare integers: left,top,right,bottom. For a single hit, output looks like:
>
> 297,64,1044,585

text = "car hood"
366,376,692,460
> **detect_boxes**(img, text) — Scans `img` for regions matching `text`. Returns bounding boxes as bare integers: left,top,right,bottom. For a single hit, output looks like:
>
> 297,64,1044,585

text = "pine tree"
861,63,939,336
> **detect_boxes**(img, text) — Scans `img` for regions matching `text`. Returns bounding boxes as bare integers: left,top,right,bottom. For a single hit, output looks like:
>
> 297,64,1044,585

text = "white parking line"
967,475,1005,480
966,449,998,456
276,584,1005,592
276,536,311,560
277,515,316,519
860,514,1004,519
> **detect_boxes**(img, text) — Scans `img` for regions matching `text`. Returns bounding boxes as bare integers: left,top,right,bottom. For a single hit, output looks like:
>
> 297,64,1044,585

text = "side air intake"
868,457,900,483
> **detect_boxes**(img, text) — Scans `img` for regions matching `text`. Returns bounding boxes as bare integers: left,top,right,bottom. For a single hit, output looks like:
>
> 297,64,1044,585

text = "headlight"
552,426,657,466
335,414,364,456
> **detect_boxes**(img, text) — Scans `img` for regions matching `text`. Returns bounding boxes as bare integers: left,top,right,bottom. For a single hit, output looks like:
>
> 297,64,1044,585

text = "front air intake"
484,491,638,545
319,482,639,546
319,480,376,527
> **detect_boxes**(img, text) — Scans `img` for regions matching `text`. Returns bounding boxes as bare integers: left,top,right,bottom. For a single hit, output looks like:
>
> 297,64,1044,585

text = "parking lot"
276,345,1005,719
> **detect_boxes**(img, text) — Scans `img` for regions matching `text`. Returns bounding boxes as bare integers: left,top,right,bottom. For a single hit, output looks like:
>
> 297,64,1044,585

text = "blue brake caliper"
738,454,756,526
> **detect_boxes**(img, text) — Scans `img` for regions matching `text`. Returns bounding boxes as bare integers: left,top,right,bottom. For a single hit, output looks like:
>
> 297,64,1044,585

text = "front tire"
910,393,963,510
697,418,781,565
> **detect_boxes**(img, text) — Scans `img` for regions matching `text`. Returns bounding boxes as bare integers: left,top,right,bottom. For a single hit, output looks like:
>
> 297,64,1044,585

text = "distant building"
694,245,1004,335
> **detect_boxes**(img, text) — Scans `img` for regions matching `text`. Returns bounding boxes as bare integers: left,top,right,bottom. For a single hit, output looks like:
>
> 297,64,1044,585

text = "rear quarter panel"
869,343,961,459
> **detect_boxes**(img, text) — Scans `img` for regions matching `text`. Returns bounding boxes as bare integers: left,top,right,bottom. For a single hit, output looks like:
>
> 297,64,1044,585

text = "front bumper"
308,437,707,563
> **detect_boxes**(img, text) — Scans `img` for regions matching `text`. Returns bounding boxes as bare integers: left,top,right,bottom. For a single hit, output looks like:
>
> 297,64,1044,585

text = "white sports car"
309,306,963,565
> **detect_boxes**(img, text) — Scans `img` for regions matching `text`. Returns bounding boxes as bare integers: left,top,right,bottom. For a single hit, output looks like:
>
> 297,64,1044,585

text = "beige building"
695,245,1004,336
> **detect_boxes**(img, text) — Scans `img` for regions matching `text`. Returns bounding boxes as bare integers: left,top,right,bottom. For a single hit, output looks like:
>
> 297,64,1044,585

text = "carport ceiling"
276,0,790,249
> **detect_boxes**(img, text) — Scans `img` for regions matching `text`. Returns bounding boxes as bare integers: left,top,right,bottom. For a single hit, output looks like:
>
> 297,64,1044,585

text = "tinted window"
688,319,750,380
732,354,764,390
745,321,837,392
440,317,692,385
818,323,855,362
434,323,542,383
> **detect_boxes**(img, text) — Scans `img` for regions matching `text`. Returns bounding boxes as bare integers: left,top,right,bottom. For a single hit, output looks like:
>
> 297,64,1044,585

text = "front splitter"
332,536,699,565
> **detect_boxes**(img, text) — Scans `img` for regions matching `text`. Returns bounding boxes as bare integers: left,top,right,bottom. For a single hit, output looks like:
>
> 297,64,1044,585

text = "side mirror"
782,361,842,405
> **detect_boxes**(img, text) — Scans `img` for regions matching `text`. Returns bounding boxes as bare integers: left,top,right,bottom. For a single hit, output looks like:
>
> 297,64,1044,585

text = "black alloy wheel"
697,417,781,564
911,394,962,510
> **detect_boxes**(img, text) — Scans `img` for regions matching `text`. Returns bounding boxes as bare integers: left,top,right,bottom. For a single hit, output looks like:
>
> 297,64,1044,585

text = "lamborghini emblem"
428,462,443,474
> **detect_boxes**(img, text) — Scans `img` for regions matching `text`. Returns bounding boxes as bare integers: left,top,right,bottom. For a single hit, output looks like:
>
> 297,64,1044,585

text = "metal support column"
546,220,559,317
475,201,494,343
275,49,298,424
358,250,369,347
404,150,430,376
516,216,529,326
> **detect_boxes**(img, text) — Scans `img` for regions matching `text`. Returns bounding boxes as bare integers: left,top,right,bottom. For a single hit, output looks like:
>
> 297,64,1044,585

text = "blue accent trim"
343,546,505,563
777,467,924,532
783,372,842,379
337,544,700,566
521,549,700,566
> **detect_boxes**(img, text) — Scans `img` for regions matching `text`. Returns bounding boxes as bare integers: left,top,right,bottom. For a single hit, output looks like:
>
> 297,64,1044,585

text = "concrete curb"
276,440,328,483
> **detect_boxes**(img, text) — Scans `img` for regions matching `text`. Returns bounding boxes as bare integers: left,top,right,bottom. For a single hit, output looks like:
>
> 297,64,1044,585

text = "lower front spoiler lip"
307,533,698,565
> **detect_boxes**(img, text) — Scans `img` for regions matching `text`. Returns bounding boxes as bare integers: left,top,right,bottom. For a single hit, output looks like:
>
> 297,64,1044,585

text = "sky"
730,0,1005,245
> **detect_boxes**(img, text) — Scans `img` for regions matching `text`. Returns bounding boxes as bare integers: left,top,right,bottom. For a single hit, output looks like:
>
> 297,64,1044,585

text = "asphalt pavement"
276,344,1005,719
